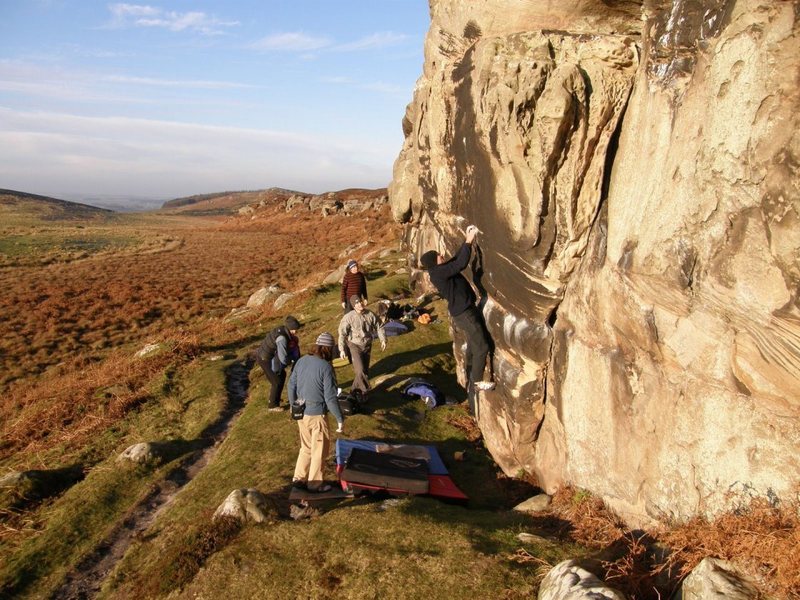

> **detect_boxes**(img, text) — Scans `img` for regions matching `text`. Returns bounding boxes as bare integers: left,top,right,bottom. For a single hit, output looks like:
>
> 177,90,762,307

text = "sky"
0,1,430,209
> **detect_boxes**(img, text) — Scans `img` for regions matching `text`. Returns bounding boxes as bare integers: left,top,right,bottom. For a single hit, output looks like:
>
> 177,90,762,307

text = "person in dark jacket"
288,332,344,493
420,226,494,401
256,316,302,411
341,259,368,313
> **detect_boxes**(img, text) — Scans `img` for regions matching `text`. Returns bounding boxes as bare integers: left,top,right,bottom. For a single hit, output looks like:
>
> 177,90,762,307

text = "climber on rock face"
420,225,494,411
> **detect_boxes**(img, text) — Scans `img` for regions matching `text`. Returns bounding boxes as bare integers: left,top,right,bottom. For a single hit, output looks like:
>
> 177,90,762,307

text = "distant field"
0,202,397,390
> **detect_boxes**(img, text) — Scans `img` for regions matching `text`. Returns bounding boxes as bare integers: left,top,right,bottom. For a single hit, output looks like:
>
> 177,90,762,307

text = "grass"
0,350,233,598
95,265,568,600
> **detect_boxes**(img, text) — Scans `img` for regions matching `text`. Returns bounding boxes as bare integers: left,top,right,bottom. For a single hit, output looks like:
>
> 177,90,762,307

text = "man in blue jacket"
420,225,494,403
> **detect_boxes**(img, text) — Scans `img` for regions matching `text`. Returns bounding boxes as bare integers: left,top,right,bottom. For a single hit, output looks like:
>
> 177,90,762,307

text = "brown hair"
309,344,333,362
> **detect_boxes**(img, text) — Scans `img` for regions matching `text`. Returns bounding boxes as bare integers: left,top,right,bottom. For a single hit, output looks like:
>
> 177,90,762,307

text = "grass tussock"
145,514,241,598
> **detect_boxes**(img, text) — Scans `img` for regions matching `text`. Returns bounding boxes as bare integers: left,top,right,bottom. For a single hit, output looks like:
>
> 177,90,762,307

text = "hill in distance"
0,189,114,224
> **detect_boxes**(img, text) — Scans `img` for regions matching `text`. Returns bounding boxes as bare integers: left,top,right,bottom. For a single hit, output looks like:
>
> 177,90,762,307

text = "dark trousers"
346,340,372,395
257,357,286,407
452,305,491,384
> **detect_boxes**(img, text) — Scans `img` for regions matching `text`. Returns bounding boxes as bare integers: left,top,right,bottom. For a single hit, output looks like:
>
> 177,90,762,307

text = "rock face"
390,0,799,524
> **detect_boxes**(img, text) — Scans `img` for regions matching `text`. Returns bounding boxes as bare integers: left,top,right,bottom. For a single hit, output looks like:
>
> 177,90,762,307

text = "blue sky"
0,1,429,207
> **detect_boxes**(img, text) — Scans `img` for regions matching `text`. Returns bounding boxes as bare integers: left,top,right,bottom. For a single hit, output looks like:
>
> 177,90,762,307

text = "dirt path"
52,358,253,600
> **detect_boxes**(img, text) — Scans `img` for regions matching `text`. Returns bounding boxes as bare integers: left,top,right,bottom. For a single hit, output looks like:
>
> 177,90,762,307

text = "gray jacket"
287,354,343,423
337,309,386,354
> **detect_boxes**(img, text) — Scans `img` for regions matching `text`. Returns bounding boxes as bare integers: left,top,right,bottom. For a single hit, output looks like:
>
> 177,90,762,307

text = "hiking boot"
475,380,496,391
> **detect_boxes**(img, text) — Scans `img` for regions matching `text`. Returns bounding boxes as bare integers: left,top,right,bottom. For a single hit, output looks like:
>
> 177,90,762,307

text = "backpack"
337,390,364,416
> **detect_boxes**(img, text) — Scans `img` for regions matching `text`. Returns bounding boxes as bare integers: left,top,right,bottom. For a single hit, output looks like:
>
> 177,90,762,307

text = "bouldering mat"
289,486,354,502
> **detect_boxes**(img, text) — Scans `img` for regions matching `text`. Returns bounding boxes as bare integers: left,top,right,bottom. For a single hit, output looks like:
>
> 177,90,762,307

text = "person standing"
420,225,494,399
255,316,301,412
341,259,368,313
337,295,386,399
289,332,344,493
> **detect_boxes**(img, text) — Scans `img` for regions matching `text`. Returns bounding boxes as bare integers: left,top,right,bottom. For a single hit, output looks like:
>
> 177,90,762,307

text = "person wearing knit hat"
340,259,367,314
421,225,495,415
288,331,343,493
337,294,386,400
255,315,303,412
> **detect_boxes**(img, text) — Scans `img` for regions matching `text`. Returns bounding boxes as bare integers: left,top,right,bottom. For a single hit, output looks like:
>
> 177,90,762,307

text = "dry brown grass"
546,486,800,599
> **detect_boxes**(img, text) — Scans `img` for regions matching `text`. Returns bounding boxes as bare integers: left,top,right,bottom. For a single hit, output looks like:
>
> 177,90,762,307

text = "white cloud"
248,30,409,54
106,4,239,35
101,75,259,89
333,32,409,52
110,3,160,18
0,60,259,103
249,32,331,52
0,107,394,199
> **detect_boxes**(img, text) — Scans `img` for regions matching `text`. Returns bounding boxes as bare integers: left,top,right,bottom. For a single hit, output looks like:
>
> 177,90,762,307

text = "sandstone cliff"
390,0,799,524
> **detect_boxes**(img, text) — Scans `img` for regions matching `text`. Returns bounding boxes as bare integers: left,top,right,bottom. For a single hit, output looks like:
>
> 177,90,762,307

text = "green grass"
0,354,234,598
95,255,580,599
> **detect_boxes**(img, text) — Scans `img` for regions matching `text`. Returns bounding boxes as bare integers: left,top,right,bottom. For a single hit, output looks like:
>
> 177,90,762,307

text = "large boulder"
390,0,800,524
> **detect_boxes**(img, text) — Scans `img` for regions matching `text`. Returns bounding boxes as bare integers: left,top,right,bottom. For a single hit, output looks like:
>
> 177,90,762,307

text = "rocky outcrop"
283,189,389,215
390,0,799,524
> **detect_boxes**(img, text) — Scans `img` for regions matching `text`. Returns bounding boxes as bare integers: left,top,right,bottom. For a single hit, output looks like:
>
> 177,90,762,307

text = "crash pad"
335,439,468,500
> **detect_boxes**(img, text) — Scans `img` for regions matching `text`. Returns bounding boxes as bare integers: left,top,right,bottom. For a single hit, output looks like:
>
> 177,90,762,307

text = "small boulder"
117,442,158,465
514,493,552,513
273,292,295,310
214,488,274,524
679,557,759,600
538,559,627,600
238,205,255,216
225,306,254,322
247,285,281,308
323,265,347,285
135,342,162,358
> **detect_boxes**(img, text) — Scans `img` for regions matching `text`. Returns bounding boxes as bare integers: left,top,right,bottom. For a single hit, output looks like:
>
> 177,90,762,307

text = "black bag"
337,391,362,416
290,398,306,420
341,448,429,494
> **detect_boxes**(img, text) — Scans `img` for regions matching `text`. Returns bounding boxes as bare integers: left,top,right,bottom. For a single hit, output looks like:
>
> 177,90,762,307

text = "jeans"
452,305,491,384
347,340,372,395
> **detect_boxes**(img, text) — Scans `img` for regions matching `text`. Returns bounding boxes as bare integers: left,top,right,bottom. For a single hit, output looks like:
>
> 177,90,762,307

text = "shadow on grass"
370,341,453,382
365,269,387,281
0,465,86,513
